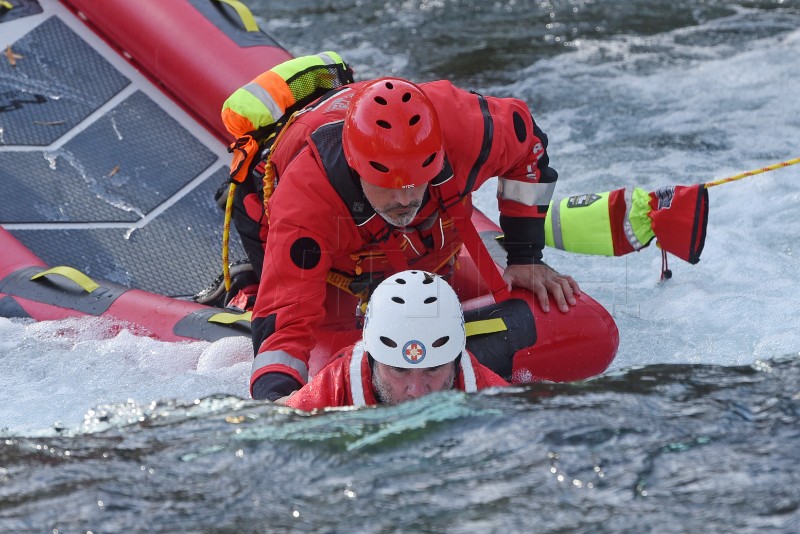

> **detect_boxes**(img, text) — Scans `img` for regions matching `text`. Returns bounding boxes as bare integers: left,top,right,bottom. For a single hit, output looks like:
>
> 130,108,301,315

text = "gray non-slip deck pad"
1,16,244,297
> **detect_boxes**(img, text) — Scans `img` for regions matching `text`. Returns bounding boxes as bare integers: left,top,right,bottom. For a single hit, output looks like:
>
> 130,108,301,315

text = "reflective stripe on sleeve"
497,178,556,207
251,349,309,382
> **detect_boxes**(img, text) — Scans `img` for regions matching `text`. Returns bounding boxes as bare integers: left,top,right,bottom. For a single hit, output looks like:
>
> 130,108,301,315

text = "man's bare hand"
502,263,581,313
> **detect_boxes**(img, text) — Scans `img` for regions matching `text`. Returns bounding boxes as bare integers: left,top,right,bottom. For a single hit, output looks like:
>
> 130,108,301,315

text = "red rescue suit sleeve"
249,147,352,394
422,81,557,265
283,353,357,411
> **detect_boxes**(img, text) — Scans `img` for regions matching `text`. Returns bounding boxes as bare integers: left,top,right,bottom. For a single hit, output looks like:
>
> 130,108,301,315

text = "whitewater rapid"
2,7,798,437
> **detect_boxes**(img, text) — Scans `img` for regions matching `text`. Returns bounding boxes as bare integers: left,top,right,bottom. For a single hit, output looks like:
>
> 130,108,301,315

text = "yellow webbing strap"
206,312,506,334
208,311,252,325
30,266,100,294
1,1,14,11
214,0,259,32
465,318,507,337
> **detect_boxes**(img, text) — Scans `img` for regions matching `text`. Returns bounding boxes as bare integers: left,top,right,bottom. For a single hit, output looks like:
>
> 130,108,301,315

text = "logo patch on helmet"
402,340,426,365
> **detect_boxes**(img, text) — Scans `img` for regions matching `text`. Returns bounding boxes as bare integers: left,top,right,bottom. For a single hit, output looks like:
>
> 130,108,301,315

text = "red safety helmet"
343,78,444,189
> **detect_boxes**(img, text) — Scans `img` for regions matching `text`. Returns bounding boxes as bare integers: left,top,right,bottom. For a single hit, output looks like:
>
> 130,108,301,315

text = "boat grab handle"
208,311,252,326
30,266,100,294
465,318,507,337
213,0,259,32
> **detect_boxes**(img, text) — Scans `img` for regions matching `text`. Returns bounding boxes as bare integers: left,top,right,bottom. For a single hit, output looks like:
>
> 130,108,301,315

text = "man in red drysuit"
234,77,579,401
283,270,508,410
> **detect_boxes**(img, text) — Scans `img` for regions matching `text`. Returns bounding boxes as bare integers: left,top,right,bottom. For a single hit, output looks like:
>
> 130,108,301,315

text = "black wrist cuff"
252,373,301,401
500,215,545,266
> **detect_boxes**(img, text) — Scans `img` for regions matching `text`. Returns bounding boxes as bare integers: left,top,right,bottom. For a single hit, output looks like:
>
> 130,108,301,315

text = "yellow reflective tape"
30,266,100,294
627,187,657,248
465,318,507,337
546,194,616,256
271,54,329,80
214,0,259,32
208,311,252,325
223,87,277,128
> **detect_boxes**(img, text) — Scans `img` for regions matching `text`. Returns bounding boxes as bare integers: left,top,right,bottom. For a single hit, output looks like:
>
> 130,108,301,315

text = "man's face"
360,179,426,227
372,360,457,405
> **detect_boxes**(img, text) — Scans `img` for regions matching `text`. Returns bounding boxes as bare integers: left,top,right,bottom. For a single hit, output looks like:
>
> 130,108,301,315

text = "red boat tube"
58,0,293,143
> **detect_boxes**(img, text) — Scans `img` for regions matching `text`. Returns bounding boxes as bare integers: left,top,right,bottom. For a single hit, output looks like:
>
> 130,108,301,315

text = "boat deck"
1,4,242,297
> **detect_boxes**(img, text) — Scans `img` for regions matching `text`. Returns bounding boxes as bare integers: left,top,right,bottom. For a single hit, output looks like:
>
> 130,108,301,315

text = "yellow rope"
222,182,237,292
704,157,800,188
260,113,303,223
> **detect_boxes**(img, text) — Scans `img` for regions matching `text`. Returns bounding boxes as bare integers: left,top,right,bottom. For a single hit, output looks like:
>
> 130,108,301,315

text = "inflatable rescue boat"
0,0,618,382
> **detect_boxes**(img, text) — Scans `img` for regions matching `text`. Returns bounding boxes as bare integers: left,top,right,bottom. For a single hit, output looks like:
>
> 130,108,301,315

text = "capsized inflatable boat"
0,0,618,382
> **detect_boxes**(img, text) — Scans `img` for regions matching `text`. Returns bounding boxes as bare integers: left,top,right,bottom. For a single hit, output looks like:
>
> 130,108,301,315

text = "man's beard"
374,201,422,228
372,366,457,405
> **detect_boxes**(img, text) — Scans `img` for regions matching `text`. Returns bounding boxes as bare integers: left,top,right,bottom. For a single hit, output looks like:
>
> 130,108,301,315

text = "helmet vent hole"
385,81,394,90
422,153,437,168
380,336,398,348
396,278,406,284
376,120,392,129
391,296,405,304
369,161,390,173
402,92,411,102
424,296,437,304
409,115,420,126
432,336,449,348
374,96,387,105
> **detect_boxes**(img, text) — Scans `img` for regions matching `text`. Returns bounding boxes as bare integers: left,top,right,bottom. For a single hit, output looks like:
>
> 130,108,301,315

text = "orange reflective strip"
253,70,296,113
221,107,257,138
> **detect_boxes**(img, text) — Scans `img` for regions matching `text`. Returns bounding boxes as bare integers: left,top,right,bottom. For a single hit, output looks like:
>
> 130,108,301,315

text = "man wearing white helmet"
283,270,508,410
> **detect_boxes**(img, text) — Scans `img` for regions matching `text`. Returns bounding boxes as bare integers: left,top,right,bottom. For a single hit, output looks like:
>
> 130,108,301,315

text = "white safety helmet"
363,270,466,368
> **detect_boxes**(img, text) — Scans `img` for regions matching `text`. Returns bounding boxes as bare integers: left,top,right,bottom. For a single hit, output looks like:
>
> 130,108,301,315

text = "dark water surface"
1,358,798,532
253,0,795,86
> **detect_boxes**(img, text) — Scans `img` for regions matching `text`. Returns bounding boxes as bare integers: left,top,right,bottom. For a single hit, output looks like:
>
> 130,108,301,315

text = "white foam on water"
474,19,800,370
0,317,250,434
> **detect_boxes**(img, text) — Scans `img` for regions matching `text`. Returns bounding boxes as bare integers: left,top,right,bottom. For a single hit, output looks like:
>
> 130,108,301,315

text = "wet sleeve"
249,208,335,392
252,373,303,401
486,97,558,264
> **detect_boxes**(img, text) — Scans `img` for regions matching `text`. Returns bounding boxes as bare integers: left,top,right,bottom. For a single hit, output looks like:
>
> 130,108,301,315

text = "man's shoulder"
420,80,465,103
270,150,349,212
